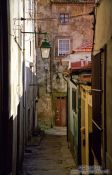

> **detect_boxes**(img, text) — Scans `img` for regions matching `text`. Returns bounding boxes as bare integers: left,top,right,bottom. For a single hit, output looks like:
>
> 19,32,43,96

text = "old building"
3,0,112,175
36,0,94,130
92,0,112,173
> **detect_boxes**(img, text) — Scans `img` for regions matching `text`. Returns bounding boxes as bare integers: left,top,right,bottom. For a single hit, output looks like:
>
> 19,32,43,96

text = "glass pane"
41,48,50,59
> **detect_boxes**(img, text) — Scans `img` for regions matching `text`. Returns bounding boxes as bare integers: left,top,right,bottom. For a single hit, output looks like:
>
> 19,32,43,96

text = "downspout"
91,6,96,54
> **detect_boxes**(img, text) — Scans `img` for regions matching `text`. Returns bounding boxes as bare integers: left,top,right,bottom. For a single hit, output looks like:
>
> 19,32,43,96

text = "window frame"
58,38,70,56
59,13,69,24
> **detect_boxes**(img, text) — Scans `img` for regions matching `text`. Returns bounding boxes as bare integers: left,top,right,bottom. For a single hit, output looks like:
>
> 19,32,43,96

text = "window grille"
58,39,70,56
60,13,69,24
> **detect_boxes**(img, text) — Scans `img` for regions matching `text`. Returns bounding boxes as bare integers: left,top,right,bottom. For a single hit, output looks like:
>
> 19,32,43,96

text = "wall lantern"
40,38,51,59
21,31,51,59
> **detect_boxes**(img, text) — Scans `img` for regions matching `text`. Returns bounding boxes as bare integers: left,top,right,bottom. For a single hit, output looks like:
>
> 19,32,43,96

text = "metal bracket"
86,89,103,94
92,120,103,132
91,89,103,92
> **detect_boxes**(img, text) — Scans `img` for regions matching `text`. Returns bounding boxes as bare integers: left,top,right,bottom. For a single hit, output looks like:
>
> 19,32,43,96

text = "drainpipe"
91,6,96,55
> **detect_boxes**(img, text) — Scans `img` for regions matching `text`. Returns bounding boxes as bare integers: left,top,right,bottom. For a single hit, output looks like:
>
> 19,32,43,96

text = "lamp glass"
40,38,51,59
41,47,50,59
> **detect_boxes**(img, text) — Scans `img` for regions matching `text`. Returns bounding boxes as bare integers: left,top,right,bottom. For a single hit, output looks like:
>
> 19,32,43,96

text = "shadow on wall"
0,66,38,175
37,94,53,130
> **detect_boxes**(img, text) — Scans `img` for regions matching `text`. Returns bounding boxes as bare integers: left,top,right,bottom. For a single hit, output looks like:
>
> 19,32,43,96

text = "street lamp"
40,38,51,59
21,31,51,59
21,30,52,92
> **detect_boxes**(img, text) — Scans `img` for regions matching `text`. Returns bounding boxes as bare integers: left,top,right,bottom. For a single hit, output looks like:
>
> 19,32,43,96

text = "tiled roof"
73,40,93,52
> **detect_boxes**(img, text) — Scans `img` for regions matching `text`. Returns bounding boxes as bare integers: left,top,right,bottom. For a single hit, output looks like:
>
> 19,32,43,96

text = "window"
59,13,69,24
58,39,70,56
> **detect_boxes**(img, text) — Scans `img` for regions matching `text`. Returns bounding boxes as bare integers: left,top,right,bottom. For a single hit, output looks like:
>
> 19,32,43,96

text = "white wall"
9,0,37,174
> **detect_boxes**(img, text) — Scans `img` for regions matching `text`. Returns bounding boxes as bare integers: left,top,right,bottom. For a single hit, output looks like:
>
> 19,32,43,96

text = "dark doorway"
92,52,102,165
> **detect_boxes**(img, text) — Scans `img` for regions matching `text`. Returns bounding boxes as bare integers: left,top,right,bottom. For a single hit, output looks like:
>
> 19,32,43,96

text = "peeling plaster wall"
36,0,94,129
37,95,53,130
51,3,94,51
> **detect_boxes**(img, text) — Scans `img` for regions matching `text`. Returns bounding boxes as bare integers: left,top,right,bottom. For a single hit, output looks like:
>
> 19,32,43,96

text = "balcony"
50,0,95,4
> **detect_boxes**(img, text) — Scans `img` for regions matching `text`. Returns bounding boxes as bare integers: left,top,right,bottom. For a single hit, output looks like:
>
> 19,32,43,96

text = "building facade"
0,0,38,174
92,0,112,173
36,0,94,129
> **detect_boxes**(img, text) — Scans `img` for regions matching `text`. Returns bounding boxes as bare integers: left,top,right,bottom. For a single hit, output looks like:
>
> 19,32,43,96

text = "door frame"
52,93,67,127
55,96,67,126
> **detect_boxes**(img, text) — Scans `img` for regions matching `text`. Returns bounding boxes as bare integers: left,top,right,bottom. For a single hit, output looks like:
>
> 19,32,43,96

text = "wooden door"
55,97,66,126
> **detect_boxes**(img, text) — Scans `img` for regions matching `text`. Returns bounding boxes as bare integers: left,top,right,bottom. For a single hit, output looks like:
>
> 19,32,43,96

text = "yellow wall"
80,85,92,166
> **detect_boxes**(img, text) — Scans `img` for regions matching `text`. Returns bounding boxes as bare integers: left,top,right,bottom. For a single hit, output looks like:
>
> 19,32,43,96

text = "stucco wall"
93,0,112,172
9,1,24,174
93,0,112,54
9,0,37,174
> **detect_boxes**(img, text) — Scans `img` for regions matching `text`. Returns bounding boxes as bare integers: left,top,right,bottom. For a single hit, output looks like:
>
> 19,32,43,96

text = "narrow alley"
19,128,75,175
1,0,112,175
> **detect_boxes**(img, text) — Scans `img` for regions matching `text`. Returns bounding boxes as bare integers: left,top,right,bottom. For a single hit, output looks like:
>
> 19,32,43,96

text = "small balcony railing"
50,0,95,3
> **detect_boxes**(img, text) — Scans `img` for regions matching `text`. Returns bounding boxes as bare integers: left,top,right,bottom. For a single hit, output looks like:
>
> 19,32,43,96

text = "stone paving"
19,129,76,175
45,126,67,135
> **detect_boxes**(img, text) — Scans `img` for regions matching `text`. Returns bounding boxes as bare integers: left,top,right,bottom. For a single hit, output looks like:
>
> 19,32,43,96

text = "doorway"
55,97,66,126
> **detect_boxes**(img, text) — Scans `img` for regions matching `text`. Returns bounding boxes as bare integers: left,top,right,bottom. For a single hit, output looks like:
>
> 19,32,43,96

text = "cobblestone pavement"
19,133,75,175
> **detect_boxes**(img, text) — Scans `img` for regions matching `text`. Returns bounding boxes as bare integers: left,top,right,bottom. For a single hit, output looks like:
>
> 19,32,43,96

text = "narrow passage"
20,130,75,175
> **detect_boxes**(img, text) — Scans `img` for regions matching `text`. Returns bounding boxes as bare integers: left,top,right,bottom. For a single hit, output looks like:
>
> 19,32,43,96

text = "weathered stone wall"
37,95,53,130
36,2,94,57
36,0,94,129
51,3,93,52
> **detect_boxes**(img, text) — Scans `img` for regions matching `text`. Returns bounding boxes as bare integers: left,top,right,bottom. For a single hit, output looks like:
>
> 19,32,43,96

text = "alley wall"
0,0,38,174
93,0,112,172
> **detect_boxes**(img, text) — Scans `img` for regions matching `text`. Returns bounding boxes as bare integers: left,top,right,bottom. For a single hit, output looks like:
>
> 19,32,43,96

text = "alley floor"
19,128,75,175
